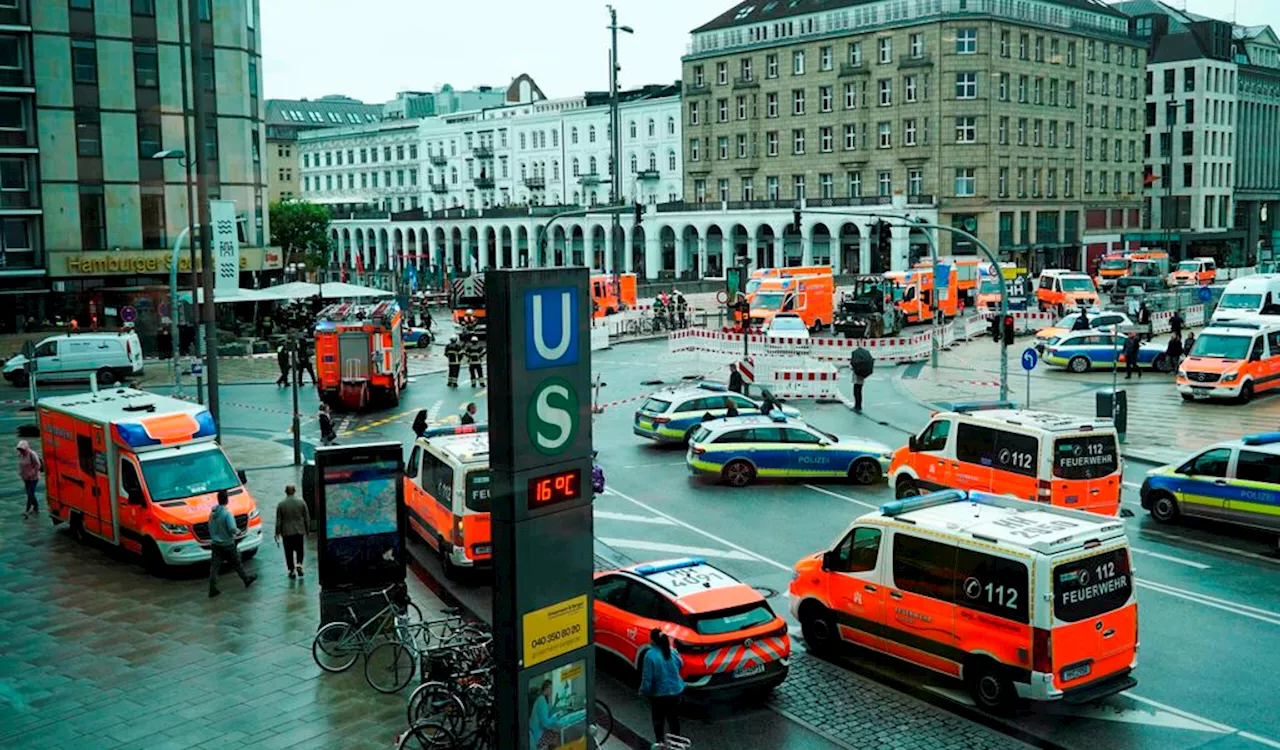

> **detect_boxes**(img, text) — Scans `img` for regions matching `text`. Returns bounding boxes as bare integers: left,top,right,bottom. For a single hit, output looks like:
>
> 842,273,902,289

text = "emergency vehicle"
884,266,960,324
449,275,486,324
748,273,834,331
915,258,980,307
1036,270,1100,315
686,414,893,487
594,558,790,694
314,300,409,410
1210,274,1280,324
1034,310,1133,346
889,405,1123,516
633,382,799,445
1095,252,1131,291
590,272,638,318
38,388,263,568
1176,322,1280,403
1169,256,1217,287
404,424,492,579
790,489,1137,713
1042,330,1174,373
1140,432,1280,531
745,266,832,295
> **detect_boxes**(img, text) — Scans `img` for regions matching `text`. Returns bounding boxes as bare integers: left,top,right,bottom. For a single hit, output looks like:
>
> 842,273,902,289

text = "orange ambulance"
38,388,262,568
1036,270,1100,315
884,266,961,324
748,273,834,330
403,424,492,579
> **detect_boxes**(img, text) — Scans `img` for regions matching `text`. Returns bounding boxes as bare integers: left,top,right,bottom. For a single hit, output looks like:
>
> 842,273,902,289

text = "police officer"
444,335,464,388
466,335,486,387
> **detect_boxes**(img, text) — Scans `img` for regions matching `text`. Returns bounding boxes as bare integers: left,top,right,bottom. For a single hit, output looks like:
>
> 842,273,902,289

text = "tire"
895,476,923,499
11,371,28,387
96,367,116,386
1238,382,1254,404
1180,393,1194,402
440,547,461,582
417,337,430,349
312,621,360,673
68,512,88,544
397,721,456,750
722,460,756,487
407,683,468,736
1149,492,1179,523
849,458,882,485
142,539,165,574
966,658,1017,715
365,641,416,693
241,549,257,561
400,600,425,627
1068,356,1091,373
799,602,838,656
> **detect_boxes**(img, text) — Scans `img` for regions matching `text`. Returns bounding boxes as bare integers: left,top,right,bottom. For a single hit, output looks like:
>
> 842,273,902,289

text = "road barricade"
762,362,843,400
590,326,610,351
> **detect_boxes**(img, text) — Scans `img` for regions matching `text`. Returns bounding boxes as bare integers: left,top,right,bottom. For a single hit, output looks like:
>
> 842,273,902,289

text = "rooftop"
694,0,1125,34
266,97,383,129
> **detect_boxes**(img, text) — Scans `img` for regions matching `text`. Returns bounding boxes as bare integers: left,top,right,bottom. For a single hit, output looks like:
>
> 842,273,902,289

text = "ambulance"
403,424,492,579
915,258,980,307
38,388,263,568
1176,322,1280,403
748,273,834,331
1168,256,1217,287
884,266,961,324
745,266,832,295
590,272,638,318
1036,270,1101,315
790,489,1137,713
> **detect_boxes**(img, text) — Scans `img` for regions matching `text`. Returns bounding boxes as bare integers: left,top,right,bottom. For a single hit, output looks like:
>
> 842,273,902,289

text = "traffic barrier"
758,360,843,400
1151,304,1206,333
737,356,756,383
590,326,610,351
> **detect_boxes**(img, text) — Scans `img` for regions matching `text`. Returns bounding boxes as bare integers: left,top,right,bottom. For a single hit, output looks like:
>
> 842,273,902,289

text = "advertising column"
487,269,594,750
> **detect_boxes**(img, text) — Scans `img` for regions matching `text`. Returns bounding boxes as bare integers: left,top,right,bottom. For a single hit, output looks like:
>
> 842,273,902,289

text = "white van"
1211,274,1280,324
3,332,144,386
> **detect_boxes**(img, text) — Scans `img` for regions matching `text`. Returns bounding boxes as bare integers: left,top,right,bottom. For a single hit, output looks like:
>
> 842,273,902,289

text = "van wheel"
1180,393,1194,402
1056,304,1066,317
68,512,87,544
1238,382,1254,404
798,602,838,656
1153,354,1173,374
849,458,881,485
966,658,1017,715
895,477,922,499
142,539,165,574
96,367,117,385
722,460,756,487
11,371,28,387
1068,356,1091,373
1149,492,1179,523
440,547,461,582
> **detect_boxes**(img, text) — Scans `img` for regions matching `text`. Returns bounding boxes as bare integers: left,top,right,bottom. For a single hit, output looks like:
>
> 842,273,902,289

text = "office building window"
72,40,97,84
766,131,778,156
955,72,977,99
137,118,161,158
909,33,923,58
79,186,106,250
793,50,805,75
820,173,834,198
955,168,976,197
955,117,976,143
849,42,862,65
766,54,778,78
878,79,891,106
767,176,779,199
75,108,100,156
878,122,891,148
792,89,805,115
767,92,778,118
877,170,891,196
820,126,833,152
905,75,918,102
844,82,856,109
820,86,832,112
998,167,1008,197
844,124,855,150
998,116,1008,145
820,46,832,71
847,171,862,197
792,128,805,154
956,28,977,54
904,118,917,146
134,44,158,87
908,169,922,196
140,190,165,249
878,37,892,64
792,174,805,200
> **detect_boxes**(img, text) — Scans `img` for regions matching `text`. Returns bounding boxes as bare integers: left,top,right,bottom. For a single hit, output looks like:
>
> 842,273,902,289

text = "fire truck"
314,300,408,411
449,275,486,324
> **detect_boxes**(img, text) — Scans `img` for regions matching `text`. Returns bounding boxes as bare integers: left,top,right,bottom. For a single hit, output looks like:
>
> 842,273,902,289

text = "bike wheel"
398,721,457,750
398,600,424,626
409,682,468,736
365,641,417,693
592,699,614,746
312,622,361,673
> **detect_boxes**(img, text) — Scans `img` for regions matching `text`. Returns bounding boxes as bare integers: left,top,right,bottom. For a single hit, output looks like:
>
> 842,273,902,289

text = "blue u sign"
525,287,580,370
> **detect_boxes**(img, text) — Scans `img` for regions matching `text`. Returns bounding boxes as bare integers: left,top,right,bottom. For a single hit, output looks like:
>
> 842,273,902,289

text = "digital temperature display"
527,469,583,510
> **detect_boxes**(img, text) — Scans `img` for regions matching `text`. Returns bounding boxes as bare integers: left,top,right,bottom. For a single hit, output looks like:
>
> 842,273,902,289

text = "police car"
633,382,799,444
686,414,893,487
1140,432,1280,533
594,557,790,694
1041,330,1174,373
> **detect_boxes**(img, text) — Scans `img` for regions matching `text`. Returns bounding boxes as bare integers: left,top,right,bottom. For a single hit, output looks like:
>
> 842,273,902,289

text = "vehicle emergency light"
421,423,489,438
948,400,1015,413
634,558,706,575
1242,432,1280,446
696,382,728,392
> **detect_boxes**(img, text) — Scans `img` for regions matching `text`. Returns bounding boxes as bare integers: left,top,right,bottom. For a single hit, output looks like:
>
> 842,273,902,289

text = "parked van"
749,273,834,331
790,489,1137,713
884,266,960,324
1176,322,1280,403
1036,270,1100,315
590,272,638,318
1169,256,1217,287
889,406,1123,516
916,258,980,306
38,388,262,568
404,424,492,579
1209,274,1280,324
1140,432,1280,532
745,266,832,295
3,332,143,387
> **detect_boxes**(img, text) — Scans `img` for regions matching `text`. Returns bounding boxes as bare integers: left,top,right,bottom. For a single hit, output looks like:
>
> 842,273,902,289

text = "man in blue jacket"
207,490,257,597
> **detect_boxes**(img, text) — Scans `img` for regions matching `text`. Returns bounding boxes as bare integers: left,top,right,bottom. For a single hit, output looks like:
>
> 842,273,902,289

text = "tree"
269,200,333,273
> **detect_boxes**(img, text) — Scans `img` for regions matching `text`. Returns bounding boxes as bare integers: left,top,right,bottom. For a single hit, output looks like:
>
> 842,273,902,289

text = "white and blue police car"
634,382,800,445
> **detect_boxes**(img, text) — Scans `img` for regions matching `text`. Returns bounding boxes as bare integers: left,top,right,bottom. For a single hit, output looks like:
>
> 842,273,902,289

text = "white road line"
1139,527,1280,566
594,510,675,526
602,487,792,572
1241,732,1280,750
1123,481,1143,491
1121,692,1239,734
1129,546,1210,570
801,484,880,509
619,462,687,469
1135,580,1280,626
596,538,760,562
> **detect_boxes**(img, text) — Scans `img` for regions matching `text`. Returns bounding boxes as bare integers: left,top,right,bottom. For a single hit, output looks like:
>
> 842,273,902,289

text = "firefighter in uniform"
466,335,486,387
445,335,464,388
460,309,479,334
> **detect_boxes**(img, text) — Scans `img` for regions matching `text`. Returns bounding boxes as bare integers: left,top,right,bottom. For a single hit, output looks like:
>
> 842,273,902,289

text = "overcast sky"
261,0,1280,105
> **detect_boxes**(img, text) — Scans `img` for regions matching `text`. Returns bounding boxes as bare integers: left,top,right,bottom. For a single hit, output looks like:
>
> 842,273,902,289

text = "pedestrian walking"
639,628,685,750
728,364,744,394
318,403,337,446
1137,302,1153,341
445,336,464,388
466,335,486,387
294,338,317,385
207,490,256,597
1165,332,1184,366
1170,309,1185,342
274,484,310,579
460,402,477,425
275,344,291,387
1184,331,1196,356
1123,331,1142,380
17,440,42,519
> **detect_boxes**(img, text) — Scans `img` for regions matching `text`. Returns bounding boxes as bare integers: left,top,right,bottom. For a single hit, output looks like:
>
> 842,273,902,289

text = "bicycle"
368,618,491,694
405,641,496,721
310,585,423,674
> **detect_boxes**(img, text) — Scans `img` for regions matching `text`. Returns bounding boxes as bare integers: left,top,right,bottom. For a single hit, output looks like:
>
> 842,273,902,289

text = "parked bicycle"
310,585,423,674
367,614,491,694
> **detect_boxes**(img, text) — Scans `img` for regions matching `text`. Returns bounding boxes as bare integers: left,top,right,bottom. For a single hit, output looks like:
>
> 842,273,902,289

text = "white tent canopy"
250,281,394,301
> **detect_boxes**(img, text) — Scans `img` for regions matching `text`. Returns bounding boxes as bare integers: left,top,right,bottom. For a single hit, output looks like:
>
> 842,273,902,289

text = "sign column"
487,269,595,750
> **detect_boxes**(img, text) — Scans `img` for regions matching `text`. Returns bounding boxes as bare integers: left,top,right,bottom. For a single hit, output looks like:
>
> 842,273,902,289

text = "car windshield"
1061,277,1096,292
691,426,712,444
640,397,671,413
980,279,1001,294
1099,259,1128,270
769,317,807,331
1177,261,1200,272
1218,293,1262,310
139,446,240,502
1130,262,1160,276
1056,313,1080,328
745,279,763,294
754,292,785,311
691,602,777,636
1191,334,1252,360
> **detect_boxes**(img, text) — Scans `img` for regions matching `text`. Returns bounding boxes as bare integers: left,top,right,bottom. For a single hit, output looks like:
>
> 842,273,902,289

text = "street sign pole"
487,269,595,750
1021,347,1038,408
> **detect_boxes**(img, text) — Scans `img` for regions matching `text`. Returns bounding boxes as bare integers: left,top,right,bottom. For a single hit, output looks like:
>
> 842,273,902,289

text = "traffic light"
792,207,802,234
1002,315,1015,346
634,201,644,225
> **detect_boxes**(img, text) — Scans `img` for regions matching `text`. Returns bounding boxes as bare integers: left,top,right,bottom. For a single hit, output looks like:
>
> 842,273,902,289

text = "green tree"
269,200,333,272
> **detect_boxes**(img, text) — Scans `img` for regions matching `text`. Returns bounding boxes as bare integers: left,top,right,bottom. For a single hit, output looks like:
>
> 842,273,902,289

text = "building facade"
2,0,270,333
680,0,1147,273
1231,25,1280,261
265,95,382,203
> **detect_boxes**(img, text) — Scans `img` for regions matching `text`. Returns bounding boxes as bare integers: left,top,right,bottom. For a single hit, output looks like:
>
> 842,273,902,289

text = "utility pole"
188,0,220,432
177,1,198,386
606,6,632,275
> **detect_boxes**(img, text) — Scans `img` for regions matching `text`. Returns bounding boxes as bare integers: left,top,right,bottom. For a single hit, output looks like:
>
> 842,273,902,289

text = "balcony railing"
474,145,494,159
429,181,448,193
839,61,869,76
524,175,546,189
899,52,934,69
906,194,936,206
578,172,603,185
429,153,447,166
636,169,660,180
732,76,758,89
474,176,495,189
683,82,710,96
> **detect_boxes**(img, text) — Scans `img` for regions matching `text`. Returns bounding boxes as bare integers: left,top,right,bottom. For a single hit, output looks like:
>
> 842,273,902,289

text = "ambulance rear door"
75,418,117,544
1049,544,1137,691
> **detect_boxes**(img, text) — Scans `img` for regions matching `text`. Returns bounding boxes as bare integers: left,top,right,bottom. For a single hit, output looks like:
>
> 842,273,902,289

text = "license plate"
1062,663,1092,682
1191,388,1211,398
472,544,491,556
734,662,765,679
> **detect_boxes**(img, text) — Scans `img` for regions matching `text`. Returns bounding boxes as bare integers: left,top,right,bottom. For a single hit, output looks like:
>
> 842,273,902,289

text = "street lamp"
607,6,633,276
153,147,202,401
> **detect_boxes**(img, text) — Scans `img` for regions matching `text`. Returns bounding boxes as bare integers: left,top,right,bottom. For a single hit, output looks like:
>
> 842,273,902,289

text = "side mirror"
908,435,919,452
237,469,248,485
821,550,836,571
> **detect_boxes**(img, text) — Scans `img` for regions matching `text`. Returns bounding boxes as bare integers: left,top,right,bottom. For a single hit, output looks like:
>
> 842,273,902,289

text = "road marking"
924,685,1230,733
1123,481,1142,491
1121,692,1239,734
619,462,686,469
802,484,879,510
602,487,791,572
1129,546,1210,570
1135,579,1280,626
594,510,675,526
596,538,761,562
1138,527,1280,566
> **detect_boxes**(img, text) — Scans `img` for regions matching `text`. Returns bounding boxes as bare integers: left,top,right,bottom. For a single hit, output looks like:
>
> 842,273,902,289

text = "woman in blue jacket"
639,628,685,749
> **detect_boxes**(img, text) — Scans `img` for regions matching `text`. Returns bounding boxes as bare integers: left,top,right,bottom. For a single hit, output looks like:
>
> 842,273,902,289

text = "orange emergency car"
1036,270,1100,315
315,300,409,410
885,266,961,324
594,558,790,694
889,405,1123,516
748,273,834,330
1177,323,1280,403
745,266,833,294
790,489,1137,713
38,388,263,568
590,272,638,318
404,424,492,579
1169,257,1218,287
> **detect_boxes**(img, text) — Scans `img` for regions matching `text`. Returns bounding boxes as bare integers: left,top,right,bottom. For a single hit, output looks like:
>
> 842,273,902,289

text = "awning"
248,281,393,301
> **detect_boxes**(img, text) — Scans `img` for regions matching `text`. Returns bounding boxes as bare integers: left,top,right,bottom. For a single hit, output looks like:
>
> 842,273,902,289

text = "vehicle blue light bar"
193,410,216,439
114,422,160,448
1242,432,1280,446
769,412,789,422
634,557,706,575
421,423,489,439
947,400,1016,413
880,489,968,517
696,382,727,392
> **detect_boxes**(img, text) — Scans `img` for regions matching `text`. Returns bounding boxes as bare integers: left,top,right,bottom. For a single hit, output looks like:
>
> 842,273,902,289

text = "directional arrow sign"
1021,347,1038,371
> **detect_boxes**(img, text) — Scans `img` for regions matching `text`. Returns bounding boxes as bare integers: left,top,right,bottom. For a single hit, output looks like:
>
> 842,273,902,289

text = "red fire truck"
314,300,408,410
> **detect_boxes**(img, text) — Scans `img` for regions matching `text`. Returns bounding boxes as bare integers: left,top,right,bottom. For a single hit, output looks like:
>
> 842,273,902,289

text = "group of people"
652,290,690,330
275,337,317,387
1071,305,1195,379
444,333,486,388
